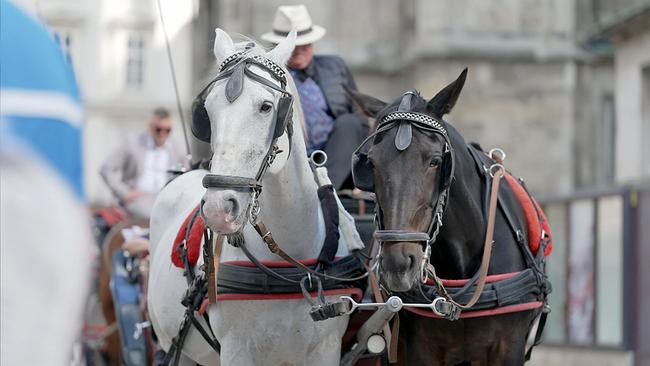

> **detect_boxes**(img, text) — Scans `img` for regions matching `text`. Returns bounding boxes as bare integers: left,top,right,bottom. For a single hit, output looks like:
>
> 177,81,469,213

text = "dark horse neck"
431,125,527,279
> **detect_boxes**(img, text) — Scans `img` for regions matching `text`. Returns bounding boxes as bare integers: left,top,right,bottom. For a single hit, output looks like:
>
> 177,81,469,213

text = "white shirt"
136,139,170,193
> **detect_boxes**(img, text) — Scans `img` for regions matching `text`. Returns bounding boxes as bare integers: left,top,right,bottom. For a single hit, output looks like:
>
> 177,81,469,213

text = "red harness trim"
503,172,553,256
431,271,520,287
171,205,204,268
222,257,341,268
406,301,543,319
219,288,362,302
199,288,363,314
417,270,541,318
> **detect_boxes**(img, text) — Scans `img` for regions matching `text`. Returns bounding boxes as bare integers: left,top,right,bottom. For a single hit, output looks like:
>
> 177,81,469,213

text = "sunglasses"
155,127,171,134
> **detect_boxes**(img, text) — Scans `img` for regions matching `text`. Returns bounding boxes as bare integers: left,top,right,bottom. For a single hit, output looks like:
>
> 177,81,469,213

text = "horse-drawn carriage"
101,29,553,366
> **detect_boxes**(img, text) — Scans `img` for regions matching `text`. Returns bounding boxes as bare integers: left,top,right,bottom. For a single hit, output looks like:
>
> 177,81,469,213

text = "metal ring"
339,295,358,315
489,163,504,178
309,150,328,167
488,148,506,163
431,297,447,316
420,258,429,284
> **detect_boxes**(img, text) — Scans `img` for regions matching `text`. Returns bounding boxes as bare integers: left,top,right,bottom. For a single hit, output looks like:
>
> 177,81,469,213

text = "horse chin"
382,270,418,292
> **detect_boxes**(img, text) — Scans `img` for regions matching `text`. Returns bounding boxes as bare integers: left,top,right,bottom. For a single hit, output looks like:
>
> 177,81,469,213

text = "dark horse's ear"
344,85,388,118
427,68,468,117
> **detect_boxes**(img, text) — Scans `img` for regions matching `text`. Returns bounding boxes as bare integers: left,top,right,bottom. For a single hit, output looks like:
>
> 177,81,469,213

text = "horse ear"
267,29,297,66
345,86,387,118
213,28,235,65
427,68,467,117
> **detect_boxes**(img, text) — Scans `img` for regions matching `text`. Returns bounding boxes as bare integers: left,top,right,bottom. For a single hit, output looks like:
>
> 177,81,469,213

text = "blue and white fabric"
0,0,85,199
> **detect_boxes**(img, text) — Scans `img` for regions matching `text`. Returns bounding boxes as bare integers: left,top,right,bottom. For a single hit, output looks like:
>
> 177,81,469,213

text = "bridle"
196,50,366,286
351,91,455,280
197,50,294,225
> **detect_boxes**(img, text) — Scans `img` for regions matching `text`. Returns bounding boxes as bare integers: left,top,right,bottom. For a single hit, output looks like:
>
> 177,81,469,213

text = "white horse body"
147,29,352,365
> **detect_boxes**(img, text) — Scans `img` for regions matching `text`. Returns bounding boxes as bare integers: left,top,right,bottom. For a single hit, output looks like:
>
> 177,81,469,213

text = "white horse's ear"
213,28,235,65
267,28,296,66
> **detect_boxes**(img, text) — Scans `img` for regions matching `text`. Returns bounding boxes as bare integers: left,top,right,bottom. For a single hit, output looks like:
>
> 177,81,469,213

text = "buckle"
309,301,350,321
432,297,461,320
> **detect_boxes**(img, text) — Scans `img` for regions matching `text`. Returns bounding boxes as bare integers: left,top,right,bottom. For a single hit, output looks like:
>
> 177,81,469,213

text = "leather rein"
424,150,505,318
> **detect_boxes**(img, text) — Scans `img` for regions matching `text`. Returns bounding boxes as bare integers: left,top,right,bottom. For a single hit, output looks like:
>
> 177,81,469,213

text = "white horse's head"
201,28,297,233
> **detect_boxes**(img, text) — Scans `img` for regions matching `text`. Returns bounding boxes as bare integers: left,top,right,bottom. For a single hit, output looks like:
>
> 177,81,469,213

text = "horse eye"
430,157,442,168
260,101,273,113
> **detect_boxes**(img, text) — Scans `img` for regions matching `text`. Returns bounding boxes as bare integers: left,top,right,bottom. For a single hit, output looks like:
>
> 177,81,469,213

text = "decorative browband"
219,51,247,71
381,112,447,135
219,52,286,84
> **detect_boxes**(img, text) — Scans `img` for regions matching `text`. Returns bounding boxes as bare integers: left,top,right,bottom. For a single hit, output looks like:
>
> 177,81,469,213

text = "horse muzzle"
201,189,250,234
376,231,430,292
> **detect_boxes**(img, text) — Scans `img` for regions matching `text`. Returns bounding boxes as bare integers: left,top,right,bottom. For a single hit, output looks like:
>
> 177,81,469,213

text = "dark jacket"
299,55,359,118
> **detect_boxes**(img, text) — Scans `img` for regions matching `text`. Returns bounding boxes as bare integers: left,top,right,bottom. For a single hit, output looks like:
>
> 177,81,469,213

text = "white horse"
148,29,354,365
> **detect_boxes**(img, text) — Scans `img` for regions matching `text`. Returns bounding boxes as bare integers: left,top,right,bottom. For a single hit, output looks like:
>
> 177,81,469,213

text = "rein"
425,156,504,316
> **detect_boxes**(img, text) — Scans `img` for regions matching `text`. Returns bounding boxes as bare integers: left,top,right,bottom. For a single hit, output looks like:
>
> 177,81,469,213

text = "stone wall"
200,0,620,195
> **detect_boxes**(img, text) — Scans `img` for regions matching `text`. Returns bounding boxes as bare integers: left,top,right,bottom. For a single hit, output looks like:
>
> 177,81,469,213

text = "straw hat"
261,5,326,46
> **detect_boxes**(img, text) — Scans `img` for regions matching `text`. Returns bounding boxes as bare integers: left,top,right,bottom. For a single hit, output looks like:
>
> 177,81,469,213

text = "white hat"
261,5,326,46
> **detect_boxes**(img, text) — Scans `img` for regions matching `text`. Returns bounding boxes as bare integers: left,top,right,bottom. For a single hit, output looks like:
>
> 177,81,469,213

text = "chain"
248,190,261,225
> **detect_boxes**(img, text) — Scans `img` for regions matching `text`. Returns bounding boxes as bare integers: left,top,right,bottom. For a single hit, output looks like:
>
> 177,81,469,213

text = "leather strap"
252,221,367,283
202,175,262,190
442,166,502,310
204,232,216,303
208,234,224,303
373,230,429,242
389,313,400,364
363,248,393,361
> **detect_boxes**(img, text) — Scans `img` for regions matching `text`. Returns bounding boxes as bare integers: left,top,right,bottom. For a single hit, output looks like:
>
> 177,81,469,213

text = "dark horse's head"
348,69,467,292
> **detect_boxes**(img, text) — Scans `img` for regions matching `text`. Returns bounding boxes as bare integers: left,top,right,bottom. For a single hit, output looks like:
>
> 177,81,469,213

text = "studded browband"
219,51,287,85
381,111,447,137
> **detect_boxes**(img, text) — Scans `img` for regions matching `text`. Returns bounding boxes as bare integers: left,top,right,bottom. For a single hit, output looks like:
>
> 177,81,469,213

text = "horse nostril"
223,197,239,217
407,254,416,271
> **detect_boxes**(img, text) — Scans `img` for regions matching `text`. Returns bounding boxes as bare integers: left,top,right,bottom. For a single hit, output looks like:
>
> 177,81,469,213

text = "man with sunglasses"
100,107,187,219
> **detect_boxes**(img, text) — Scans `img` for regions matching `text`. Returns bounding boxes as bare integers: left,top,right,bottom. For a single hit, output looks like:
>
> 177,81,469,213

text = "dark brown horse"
347,69,547,365
98,218,150,365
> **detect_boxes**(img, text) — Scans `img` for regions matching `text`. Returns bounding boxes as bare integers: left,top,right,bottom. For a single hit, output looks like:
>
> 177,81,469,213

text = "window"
126,34,145,89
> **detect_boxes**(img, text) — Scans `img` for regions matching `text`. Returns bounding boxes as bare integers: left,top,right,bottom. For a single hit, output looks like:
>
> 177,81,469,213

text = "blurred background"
6,0,650,365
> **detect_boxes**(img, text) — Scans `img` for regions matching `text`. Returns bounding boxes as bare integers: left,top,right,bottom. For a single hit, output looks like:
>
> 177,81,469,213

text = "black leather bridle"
198,51,294,224
351,92,455,275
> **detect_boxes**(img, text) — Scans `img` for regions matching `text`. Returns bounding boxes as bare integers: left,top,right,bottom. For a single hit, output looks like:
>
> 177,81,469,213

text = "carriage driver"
261,5,369,190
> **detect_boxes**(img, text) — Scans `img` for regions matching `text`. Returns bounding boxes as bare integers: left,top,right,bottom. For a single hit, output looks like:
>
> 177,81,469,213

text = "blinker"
394,91,415,151
225,62,246,103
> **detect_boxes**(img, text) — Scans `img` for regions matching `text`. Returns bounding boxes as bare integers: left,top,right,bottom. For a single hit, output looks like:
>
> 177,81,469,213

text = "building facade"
204,0,622,197
12,0,197,205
